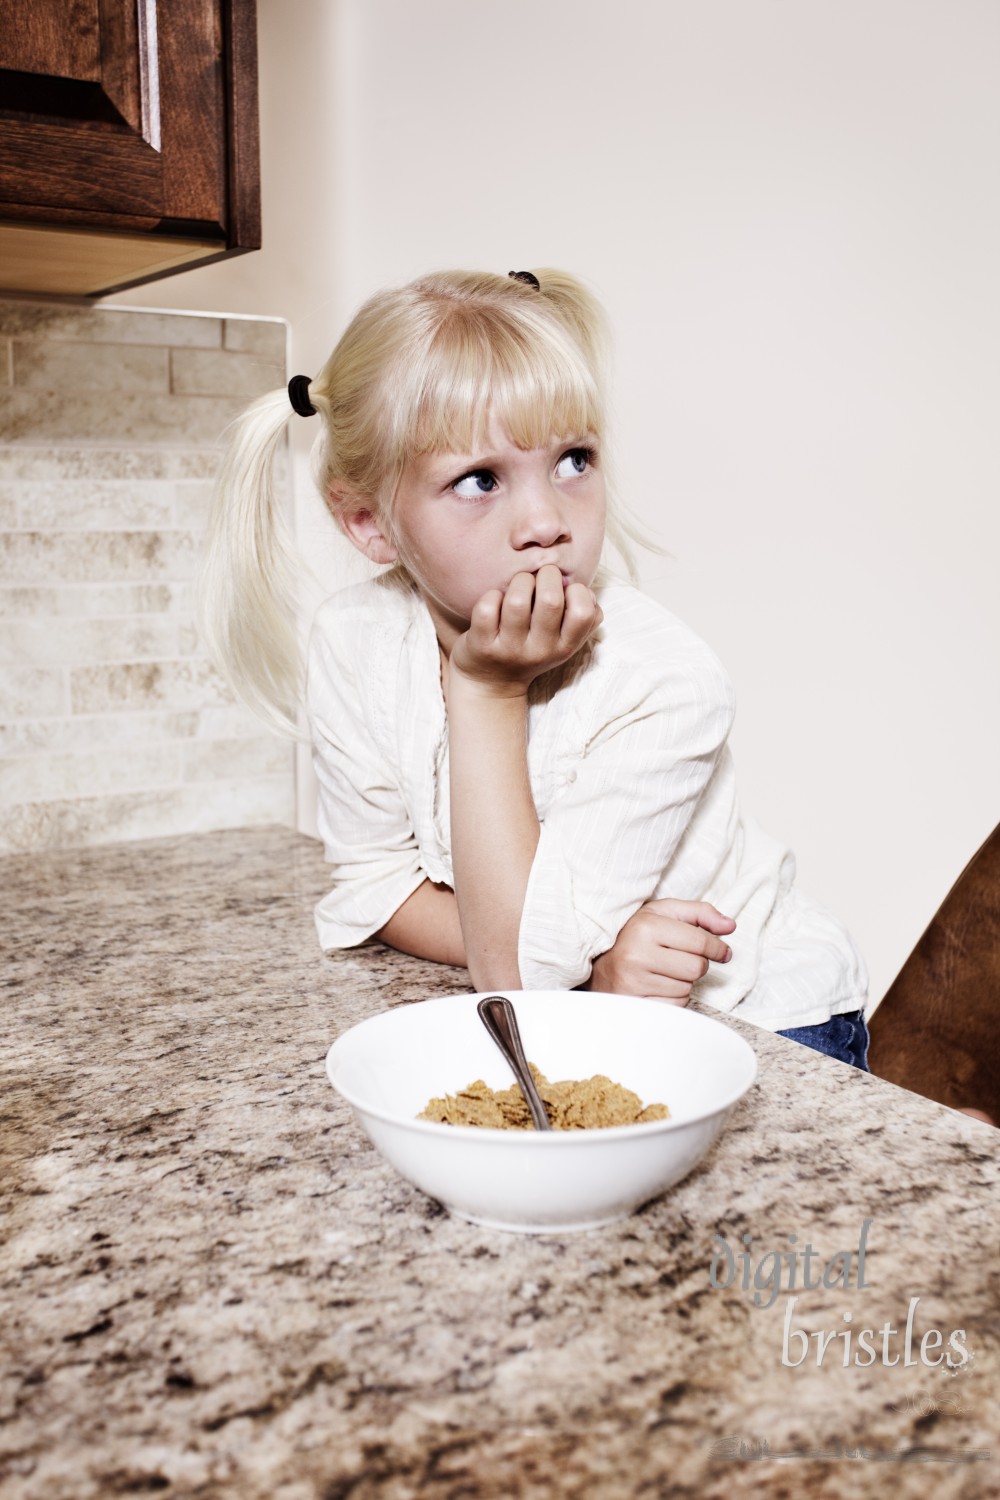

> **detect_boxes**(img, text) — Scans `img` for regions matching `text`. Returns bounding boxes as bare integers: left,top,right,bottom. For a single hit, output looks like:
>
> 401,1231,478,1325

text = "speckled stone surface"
2,827,997,1499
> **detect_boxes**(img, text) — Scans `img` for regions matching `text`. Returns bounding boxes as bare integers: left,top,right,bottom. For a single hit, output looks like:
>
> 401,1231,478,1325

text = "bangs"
401,304,603,461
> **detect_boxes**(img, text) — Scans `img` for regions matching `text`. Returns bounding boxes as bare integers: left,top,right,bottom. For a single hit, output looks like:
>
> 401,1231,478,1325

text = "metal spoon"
477,995,553,1131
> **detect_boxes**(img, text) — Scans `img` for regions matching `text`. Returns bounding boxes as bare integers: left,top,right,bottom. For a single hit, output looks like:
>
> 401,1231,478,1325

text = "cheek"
587,497,608,552
399,520,468,592
391,508,436,567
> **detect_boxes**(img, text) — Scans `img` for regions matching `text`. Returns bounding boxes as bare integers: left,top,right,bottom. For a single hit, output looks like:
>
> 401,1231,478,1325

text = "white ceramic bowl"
326,991,757,1234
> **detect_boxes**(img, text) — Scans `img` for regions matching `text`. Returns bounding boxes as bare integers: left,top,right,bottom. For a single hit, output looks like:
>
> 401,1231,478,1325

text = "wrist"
445,666,531,707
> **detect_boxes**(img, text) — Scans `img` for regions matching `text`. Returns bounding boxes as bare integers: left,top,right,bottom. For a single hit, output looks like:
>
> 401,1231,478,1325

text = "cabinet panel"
0,0,259,296
0,0,150,141
0,1,101,80
157,0,224,224
0,124,161,216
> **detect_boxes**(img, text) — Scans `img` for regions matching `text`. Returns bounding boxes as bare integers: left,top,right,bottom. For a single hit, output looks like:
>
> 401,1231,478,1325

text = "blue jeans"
776,1010,870,1070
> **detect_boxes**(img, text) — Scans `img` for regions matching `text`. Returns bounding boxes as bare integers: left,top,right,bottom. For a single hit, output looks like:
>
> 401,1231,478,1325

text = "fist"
449,565,602,695
588,898,736,1003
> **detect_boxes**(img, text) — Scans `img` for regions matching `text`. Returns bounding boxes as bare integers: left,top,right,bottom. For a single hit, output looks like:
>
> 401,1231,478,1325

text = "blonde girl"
202,269,869,1065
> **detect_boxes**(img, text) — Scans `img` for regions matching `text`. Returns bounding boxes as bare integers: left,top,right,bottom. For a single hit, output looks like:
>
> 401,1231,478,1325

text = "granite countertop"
2,826,997,1499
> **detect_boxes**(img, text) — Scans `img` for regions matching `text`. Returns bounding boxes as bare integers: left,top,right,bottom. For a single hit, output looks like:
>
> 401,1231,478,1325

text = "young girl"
202,268,870,1067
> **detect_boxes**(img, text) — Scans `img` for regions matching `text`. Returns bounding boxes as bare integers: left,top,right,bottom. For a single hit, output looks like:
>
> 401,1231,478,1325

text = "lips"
525,563,570,585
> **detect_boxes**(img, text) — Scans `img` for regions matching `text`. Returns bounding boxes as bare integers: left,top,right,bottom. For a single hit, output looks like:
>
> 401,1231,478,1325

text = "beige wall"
115,0,1000,1007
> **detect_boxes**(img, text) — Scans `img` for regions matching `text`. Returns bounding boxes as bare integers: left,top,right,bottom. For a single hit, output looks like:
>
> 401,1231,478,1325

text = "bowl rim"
325,991,758,1142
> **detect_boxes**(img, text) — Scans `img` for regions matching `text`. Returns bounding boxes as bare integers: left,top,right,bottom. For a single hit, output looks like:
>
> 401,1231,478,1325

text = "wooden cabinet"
0,0,259,297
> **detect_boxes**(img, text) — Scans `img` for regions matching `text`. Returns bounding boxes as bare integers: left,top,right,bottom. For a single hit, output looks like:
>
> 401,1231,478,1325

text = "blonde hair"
200,268,654,734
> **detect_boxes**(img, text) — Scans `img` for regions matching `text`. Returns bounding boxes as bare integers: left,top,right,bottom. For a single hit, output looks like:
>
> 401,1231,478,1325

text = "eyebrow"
433,452,495,477
425,434,597,483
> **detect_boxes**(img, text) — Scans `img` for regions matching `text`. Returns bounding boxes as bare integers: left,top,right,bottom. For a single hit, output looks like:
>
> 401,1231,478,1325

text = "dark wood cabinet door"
0,0,259,295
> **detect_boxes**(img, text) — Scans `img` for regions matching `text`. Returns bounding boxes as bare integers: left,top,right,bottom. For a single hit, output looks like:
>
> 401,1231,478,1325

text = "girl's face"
388,418,607,655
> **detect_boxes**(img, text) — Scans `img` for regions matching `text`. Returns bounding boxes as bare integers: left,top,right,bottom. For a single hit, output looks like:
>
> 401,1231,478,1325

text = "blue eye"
452,469,497,499
555,447,592,478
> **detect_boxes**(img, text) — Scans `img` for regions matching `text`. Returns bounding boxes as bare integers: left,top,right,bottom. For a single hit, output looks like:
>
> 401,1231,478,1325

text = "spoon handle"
477,995,553,1131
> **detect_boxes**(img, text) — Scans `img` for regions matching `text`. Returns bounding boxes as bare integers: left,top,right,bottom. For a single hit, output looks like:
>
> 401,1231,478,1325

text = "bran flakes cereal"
419,1063,669,1130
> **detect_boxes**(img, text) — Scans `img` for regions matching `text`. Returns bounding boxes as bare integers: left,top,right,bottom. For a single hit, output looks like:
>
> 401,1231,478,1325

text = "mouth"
525,564,571,587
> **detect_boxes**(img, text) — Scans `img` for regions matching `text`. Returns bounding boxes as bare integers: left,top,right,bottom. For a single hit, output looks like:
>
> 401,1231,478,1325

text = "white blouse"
307,572,868,1031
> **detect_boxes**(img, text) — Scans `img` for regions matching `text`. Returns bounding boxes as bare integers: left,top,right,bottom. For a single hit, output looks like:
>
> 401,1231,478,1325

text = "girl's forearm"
446,680,539,989
440,566,599,988
375,879,467,966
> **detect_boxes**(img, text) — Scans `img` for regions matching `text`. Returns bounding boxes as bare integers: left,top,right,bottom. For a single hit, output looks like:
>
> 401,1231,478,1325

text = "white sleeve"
517,655,736,990
307,618,426,951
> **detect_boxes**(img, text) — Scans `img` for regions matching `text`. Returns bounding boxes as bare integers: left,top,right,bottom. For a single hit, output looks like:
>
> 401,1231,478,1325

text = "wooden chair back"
868,822,1000,1122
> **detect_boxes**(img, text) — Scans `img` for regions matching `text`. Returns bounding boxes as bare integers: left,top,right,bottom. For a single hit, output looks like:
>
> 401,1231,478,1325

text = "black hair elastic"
508,270,540,289
287,374,317,417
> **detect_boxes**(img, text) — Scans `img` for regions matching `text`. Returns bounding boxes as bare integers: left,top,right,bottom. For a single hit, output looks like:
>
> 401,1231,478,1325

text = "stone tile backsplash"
0,299,295,854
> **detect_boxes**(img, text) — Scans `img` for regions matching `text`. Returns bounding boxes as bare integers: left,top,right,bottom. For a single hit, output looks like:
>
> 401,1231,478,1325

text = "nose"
509,478,570,552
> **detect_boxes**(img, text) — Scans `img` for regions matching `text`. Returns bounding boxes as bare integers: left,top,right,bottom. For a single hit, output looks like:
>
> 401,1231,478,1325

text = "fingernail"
724,946,732,962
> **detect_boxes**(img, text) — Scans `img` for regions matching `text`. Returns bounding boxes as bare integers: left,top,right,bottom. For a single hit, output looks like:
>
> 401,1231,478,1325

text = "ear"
336,505,398,566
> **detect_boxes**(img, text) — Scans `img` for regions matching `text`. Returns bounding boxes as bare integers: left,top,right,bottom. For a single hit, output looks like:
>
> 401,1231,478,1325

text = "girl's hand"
586,899,736,1003
449,564,602,696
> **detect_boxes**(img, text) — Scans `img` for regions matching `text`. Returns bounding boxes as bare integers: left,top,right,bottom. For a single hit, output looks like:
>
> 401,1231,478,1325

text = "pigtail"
199,388,306,737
